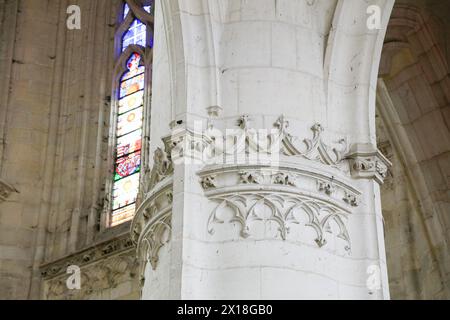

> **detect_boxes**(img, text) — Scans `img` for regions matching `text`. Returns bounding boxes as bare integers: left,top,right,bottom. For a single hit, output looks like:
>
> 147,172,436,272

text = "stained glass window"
110,1,154,227
122,19,147,51
111,52,145,227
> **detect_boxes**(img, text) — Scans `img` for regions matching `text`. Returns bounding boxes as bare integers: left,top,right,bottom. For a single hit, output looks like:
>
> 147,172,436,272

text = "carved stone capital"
346,143,392,185
162,127,212,164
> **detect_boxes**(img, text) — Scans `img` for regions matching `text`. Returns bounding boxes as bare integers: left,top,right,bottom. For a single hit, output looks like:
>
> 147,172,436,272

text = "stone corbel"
346,143,392,185
0,179,18,202
162,126,212,165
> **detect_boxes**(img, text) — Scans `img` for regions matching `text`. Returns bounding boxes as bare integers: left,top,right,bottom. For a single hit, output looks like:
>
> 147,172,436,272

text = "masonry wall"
378,1,450,299
0,0,59,299
0,0,140,300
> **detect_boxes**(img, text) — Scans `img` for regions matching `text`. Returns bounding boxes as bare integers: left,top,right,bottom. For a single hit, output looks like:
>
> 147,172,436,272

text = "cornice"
40,233,135,280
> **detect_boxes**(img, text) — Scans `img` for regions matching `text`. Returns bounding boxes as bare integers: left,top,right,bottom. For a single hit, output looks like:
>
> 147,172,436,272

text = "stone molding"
201,115,348,167
274,116,348,166
132,136,175,280
40,234,135,280
346,143,392,185
137,136,174,206
40,234,139,300
131,115,389,277
132,176,173,280
198,163,358,252
43,250,138,300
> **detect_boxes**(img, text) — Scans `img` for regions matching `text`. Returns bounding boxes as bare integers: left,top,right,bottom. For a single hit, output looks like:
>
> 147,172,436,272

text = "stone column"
132,0,394,299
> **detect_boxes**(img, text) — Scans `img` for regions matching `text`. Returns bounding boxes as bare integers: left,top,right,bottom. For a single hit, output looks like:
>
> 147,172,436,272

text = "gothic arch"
377,3,450,299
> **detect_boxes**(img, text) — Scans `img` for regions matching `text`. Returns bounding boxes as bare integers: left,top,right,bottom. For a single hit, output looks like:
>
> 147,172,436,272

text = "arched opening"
377,2,450,299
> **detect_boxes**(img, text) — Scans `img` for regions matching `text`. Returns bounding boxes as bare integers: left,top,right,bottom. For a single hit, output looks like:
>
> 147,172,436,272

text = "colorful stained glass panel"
112,173,140,210
111,3,153,227
117,107,143,137
116,129,142,158
111,204,136,227
115,151,141,180
122,20,146,51
122,67,145,82
120,73,145,98
122,53,144,80
118,90,144,115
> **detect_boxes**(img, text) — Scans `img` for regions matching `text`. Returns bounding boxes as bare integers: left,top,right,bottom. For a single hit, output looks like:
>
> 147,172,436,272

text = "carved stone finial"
311,123,324,135
274,115,289,132
237,115,251,130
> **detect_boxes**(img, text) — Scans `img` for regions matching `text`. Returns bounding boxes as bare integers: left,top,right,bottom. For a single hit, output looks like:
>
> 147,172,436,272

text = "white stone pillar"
133,0,394,300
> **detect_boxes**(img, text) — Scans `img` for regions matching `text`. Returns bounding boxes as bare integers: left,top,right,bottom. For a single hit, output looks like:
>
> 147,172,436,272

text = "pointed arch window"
108,1,154,227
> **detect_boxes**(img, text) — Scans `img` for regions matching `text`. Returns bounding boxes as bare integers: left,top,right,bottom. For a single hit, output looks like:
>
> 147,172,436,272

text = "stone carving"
343,192,359,207
200,175,217,190
137,144,173,206
346,143,392,184
164,127,212,163
275,116,348,166
133,134,177,277
239,171,265,184
44,252,138,300
133,161,173,277
237,170,296,187
132,221,142,244
132,131,185,280
148,147,173,190
376,161,388,179
139,210,171,270
318,180,336,196
207,192,351,251
198,163,359,253
237,114,252,130
273,172,296,186
0,179,18,202
199,165,360,209
166,190,173,204
40,235,135,279
201,115,348,167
